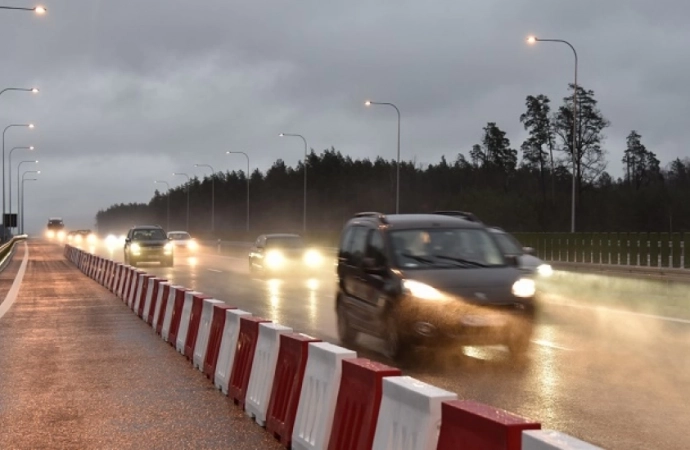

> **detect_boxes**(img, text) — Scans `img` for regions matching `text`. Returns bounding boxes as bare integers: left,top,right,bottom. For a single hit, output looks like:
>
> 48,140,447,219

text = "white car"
167,231,199,253
488,227,553,277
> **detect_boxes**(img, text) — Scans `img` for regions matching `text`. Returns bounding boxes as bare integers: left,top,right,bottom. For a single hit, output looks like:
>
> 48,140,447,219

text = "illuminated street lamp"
527,35,578,233
365,100,401,214
279,133,308,233
226,151,250,232
154,180,170,231
9,145,34,230
173,173,190,231
0,5,46,14
2,124,34,236
194,164,216,233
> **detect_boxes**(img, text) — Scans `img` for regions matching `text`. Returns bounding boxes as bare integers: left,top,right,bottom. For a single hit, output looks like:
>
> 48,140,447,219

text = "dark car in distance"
335,212,537,360
124,225,174,267
248,233,325,277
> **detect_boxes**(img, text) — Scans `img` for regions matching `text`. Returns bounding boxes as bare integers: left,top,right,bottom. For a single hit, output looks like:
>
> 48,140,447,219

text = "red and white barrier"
192,299,224,370
61,244,605,450
292,342,357,450
522,430,603,450
214,309,252,394
245,322,292,426
327,358,401,450
371,376,457,450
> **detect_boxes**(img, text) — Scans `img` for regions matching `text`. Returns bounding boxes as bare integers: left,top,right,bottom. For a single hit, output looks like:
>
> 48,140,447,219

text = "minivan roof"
348,213,485,230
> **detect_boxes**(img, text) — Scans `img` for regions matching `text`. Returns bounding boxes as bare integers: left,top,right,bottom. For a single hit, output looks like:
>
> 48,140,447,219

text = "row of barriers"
64,244,603,450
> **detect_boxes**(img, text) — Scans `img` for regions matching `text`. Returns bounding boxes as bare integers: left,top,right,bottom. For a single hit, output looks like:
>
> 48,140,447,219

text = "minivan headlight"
164,242,173,254
537,264,553,277
131,243,141,255
265,250,285,269
402,279,446,301
512,278,536,298
303,249,323,267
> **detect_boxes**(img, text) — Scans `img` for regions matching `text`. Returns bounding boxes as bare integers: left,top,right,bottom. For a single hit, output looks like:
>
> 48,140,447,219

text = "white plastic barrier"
127,271,143,308
193,299,224,370
372,376,457,450
133,274,150,314
116,266,130,299
97,259,108,285
176,291,202,353
292,342,357,450
245,323,293,426
152,281,171,331
161,286,184,342
142,277,162,322
523,430,604,450
214,308,252,394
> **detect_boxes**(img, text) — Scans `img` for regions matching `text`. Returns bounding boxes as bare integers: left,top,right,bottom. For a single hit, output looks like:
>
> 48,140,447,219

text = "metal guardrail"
0,235,27,272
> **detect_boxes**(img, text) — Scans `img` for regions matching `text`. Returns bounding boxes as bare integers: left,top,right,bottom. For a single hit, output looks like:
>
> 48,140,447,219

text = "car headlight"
512,278,536,298
537,264,553,277
402,279,446,301
46,230,55,238
187,240,198,251
105,234,117,248
164,242,173,254
131,243,141,255
87,234,97,243
265,250,285,269
75,235,83,242
303,249,323,267
57,230,66,240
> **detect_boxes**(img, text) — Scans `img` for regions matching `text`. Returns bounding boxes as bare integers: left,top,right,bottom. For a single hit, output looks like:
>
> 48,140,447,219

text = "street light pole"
173,173,190,231
9,146,34,230
279,134,309,233
0,6,46,14
226,151,250,232
17,159,38,230
527,36,578,233
21,170,39,234
365,100,401,214
194,164,215,233
3,124,34,235
154,180,171,230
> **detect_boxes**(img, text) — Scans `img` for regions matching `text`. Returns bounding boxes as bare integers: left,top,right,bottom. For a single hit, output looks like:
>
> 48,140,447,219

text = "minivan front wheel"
336,299,357,346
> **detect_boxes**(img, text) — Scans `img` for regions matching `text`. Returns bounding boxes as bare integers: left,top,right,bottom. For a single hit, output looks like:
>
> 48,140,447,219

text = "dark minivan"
124,225,174,267
335,212,537,359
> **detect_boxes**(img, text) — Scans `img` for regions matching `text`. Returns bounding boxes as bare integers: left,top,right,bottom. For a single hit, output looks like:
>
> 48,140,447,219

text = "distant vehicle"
335,212,537,360
167,231,198,252
123,225,173,267
248,233,324,276
487,227,553,277
46,217,65,239
71,229,97,244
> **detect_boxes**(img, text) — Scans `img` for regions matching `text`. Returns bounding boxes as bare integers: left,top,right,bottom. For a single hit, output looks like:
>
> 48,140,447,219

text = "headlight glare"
537,264,553,277
402,279,446,301
131,243,141,255
265,250,285,269
512,278,536,298
187,240,198,251
87,234,97,243
164,242,173,254
303,249,323,267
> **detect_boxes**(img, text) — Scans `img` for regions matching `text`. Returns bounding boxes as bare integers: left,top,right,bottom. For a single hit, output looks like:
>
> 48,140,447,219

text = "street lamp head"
34,6,46,14
365,100,372,106
35,160,38,163
36,170,41,174
31,88,39,93
527,36,537,44
279,133,284,137
28,124,35,128
29,146,35,150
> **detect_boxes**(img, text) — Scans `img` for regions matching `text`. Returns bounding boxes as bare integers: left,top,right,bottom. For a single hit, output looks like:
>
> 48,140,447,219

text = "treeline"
96,84,690,242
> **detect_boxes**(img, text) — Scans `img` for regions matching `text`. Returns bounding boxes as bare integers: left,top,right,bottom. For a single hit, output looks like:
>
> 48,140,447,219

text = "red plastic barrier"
145,278,167,324
327,358,401,450
266,333,322,447
228,316,271,408
167,287,189,347
123,268,135,303
183,293,212,360
155,283,172,336
203,304,237,379
136,274,155,318
437,400,541,450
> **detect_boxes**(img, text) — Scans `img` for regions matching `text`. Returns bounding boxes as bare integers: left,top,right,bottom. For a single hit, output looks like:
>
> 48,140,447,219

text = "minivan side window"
366,230,386,266
341,226,369,266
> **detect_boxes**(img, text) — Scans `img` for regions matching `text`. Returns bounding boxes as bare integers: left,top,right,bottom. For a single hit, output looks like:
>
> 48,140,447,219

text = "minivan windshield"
132,228,167,241
391,228,505,269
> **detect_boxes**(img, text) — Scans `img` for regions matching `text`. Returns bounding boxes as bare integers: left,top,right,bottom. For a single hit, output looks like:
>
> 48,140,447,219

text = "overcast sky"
3,0,689,232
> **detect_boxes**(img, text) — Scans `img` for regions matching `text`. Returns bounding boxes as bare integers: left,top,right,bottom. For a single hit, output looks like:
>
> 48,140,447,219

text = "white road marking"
545,299,690,325
208,269,222,273
531,339,573,351
0,243,29,320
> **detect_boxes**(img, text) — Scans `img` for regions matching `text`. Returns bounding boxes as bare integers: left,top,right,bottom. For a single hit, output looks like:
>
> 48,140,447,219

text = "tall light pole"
173,173,190,231
21,170,39,234
0,6,46,14
527,36,578,233
194,164,215,233
365,100,401,214
279,133,308,233
3,123,34,235
226,151,250,232
154,180,170,230
17,159,38,228
9,146,34,230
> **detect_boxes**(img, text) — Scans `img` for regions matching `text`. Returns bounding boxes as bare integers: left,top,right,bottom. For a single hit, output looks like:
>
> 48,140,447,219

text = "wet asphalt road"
0,241,284,450
87,240,690,450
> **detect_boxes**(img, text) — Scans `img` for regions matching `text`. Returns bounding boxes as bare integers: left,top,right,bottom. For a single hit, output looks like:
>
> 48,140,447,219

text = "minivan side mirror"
523,247,536,256
505,255,520,267
125,238,131,243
